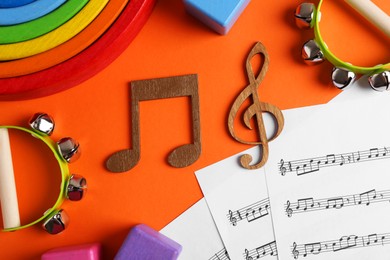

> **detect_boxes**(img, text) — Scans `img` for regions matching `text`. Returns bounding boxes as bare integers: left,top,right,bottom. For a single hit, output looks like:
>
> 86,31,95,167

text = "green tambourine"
0,113,86,234
295,0,390,91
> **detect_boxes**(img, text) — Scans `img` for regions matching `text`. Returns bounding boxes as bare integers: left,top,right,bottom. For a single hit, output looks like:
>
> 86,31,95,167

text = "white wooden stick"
0,128,20,229
345,0,390,38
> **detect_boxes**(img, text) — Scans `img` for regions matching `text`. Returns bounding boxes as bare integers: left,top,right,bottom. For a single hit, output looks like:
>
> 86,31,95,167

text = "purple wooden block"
41,243,102,260
115,224,182,260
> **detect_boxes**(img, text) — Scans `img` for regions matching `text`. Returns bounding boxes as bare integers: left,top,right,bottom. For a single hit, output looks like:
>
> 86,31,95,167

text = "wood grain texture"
228,42,284,169
0,0,127,78
0,0,35,8
0,0,88,44
0,0,66,26
106,74,202,173
0,0,157,100
0,0,109,60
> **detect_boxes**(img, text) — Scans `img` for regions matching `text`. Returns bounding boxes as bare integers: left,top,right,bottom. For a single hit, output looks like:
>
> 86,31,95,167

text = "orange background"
0,0,388,259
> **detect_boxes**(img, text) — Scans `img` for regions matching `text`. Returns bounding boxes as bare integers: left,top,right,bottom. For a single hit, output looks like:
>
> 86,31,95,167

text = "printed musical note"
332,235,358,252
228,42,284,169
106,74,201,172
303,242,322,256
295,159,320,176
244,241,278,259
291,232,390,259
209,248,231,260
383,147,389,156
369,148,379,158
278,146,390,176
357,189,377,206
285,188,390,217
296,198,315,211
339,155,345,166
363,233,386,246
227,198,270,226
325,154,336,164
326,197,344,209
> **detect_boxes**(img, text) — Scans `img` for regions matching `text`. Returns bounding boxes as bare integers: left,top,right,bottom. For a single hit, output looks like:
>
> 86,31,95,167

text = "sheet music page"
265,94,390,260
197,159,275,260
196,104,327,260
160,198,230,260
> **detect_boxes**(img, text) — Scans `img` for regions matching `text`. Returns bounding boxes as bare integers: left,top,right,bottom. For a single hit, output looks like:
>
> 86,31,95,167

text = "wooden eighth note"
228,42,284,169
106,74,201,173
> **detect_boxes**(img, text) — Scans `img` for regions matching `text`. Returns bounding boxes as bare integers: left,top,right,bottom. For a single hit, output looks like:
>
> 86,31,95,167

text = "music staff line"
291,232,390,259
209,247,231,260
227,198,270,226
244,241,278,260
278,146,390,176
285,188,390,217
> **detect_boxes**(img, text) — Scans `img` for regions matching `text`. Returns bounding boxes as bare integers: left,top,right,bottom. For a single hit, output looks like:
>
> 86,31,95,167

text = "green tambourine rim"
0,126,69,232
313,0,390,75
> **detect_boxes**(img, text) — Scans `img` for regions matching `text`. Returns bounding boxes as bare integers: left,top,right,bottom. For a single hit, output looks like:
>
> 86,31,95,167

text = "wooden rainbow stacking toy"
0,0,157,100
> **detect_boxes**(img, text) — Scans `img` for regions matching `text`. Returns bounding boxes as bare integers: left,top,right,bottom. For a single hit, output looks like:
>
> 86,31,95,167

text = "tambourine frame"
313,0,390,75
0,126,69,232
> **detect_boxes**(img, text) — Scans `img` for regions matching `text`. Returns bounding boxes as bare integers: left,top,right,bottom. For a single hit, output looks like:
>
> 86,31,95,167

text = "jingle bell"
67,174,87,201
42,209,69,234
368,71,390,92
331,67,356,89
301,40,325,65
29,113,55,136
295,3,315,29
57,137,81,163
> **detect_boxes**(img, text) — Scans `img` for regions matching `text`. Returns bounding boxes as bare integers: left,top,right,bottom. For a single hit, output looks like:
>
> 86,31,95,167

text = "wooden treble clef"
228,42,284,169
